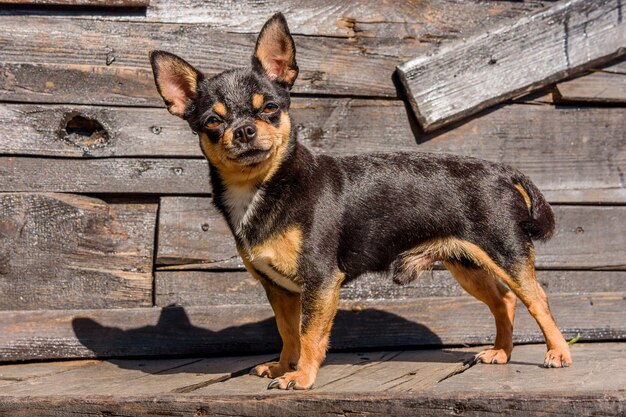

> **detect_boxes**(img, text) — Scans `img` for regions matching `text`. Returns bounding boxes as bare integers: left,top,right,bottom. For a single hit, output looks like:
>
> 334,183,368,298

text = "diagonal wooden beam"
397,0,626,132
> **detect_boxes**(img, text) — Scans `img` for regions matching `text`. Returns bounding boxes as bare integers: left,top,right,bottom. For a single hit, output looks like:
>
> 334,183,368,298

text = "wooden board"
155,199,626,270
0,355,273,396
1,293,624,361
427,343,626,394
0,16,419,99
156,197,241,268
554,56,626,103
0,0,547,38
0,157,211,194
155,270,626,307
0,392,622,417
0,0,149,6
397,0,626,131
2,101,624,202
195,349,474,395
0,345,624,417
0,193,156,310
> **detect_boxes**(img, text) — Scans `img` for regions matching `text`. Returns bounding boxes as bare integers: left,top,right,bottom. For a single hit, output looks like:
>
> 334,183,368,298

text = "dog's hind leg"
457,242,572,368
444,261,517,364
497,255,572,368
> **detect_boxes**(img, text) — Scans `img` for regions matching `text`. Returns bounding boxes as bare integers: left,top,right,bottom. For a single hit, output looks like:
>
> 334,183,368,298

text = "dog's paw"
250,361,291,379
543,346,572,368
267,370,315,390
475,348,511,365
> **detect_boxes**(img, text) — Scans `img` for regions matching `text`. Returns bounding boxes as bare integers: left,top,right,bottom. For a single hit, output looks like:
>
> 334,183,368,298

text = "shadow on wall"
71,305,448,373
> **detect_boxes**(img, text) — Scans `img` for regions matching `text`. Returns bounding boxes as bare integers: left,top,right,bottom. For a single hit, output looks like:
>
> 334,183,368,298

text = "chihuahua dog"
150,13,572,390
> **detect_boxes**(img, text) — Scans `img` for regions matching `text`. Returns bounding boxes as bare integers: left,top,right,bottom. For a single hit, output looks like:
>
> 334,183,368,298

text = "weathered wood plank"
156,197,241,268
1,293,623,361
0,157,210,194
2,101,624,202
1,392,623,417
195,349,474,395
1,0,149,6
155,270,626,307
0,0,548,38
0,193,156,310
554,56,626,103
155,199,626,270
0,62,158,107
427,343,626,394
397,0,626,131
0,355,274,396
0,16,419,99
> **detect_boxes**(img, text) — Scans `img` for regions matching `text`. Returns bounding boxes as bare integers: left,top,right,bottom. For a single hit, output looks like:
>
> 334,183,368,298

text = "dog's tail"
513,174,555,242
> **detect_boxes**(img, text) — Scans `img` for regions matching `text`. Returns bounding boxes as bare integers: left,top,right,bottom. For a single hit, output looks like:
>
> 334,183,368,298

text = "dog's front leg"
251,284,301,379
268,272,343,390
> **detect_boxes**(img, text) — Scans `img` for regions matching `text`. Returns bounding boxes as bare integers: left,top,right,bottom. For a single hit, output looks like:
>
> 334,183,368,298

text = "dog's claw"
267,379,280,389
260,370,269,378
287,380,296,390
562,360,569,368
491,358,498,364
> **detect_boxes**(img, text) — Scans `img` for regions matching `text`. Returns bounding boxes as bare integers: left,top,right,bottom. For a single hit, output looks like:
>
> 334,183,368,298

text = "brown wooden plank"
155,199,626,270
0,360,96,384
554,56,626,103
1,293,623,361
427,343,626,394
1,392,623,417
155,270,626,307
0,0,149,6
0,0,547,38
0,193,156,310
0,16,420,99
0,355,274,396
195,349,474,395
2,101,624,202
0,157,210,194
397,0,626,131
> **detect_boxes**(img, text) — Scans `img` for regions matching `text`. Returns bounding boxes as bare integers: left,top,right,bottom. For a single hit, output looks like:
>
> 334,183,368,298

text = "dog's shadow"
72,305,472,375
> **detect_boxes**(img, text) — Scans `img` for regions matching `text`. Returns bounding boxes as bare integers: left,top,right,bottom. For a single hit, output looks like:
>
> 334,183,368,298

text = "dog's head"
150,13,298,184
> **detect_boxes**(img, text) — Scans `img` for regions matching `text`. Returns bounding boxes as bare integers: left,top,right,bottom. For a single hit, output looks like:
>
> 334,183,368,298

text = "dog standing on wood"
150,13,572,390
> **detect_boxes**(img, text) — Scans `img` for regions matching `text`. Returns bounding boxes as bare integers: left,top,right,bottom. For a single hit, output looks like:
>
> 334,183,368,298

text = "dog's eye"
206,116,222,129
262,103,279,114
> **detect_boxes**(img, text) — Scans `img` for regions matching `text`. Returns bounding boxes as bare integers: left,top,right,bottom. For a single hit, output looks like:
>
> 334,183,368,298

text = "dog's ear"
252,13,299,89
150,50,202,118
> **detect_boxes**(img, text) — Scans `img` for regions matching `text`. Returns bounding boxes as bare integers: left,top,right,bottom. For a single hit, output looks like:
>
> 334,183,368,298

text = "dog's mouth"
228,147,272,165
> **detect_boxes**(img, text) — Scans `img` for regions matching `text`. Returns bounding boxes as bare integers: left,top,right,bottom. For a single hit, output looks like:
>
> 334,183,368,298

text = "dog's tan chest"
244,226,303,293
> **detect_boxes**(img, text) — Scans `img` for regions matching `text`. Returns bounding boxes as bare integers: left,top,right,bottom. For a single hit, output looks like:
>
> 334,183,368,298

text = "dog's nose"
233,124,257,143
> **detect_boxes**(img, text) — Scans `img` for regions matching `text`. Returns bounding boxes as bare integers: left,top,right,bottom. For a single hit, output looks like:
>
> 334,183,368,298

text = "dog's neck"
209,137,303,238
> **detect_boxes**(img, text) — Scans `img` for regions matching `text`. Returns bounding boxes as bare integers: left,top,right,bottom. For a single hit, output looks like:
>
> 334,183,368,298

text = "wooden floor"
0,343,623,416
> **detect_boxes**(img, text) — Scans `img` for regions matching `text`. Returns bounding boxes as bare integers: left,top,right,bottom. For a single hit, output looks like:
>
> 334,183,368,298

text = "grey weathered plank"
0,157,210,194
0,355,274,396
1,293,624,361
0,345,624,416
397,0,626,131
156,197,241,268
0,15,419,99
427,343,626,394
0,0,547,38
155,270,626,307
1,392,622,417
0,193,156,310
1,0,149,6
155,199,626,270
195,349,474,395
554,57,626,103
554,71,626,103
2,101,624,202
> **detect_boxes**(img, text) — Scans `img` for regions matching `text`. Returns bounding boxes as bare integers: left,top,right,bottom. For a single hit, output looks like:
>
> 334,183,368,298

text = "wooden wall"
0,0,624,362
